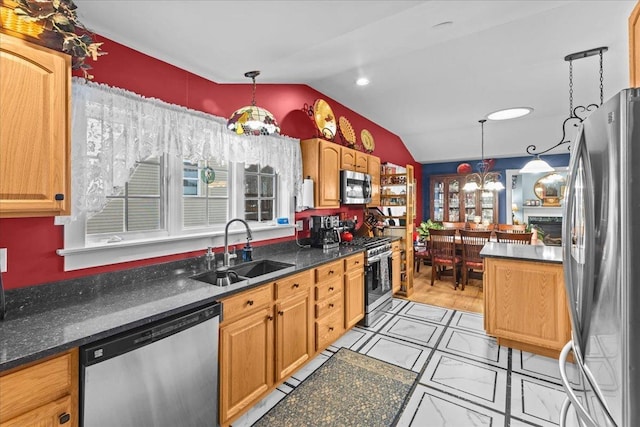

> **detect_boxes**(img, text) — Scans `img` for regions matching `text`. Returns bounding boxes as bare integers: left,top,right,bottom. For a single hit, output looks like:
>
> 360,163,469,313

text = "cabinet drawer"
274,270,312,301
315,276,343,301
315,292,342,319
315,310,344,350
221,285,273,323
0,350,75,422
344,253,364,272
314,260,343,283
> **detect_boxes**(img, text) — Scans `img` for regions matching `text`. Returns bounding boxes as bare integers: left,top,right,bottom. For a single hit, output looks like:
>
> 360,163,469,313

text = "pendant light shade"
227,71,280,136
519,155,555,174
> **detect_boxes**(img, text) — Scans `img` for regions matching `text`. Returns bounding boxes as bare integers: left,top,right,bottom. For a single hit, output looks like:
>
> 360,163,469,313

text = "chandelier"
227,71,280,136
520,46,607,173
463,120,504,192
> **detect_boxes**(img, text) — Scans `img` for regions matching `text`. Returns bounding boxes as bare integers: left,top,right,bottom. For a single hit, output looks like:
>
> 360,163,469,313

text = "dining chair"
428,228,462,289
495,231,533,244
414,244,430,272
442,221,466,230
497,223,526,233
468,222,495,231
459,230,492,289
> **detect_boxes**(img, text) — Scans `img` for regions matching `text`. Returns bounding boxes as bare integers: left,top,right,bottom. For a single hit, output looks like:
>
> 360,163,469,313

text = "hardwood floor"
402,265,484,313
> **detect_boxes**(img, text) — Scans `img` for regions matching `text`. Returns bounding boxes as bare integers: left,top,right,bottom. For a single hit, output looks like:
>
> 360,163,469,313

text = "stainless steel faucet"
224,219,253,266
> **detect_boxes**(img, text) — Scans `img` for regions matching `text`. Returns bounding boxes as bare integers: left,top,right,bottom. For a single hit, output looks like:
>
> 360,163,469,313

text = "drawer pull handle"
293,283,300,288
59,413,71,424
329,270,334,274
268,315,273,321
329,327,334,332
247,300,254,306
329,287,334,291
278,311,284,316
355,260,360,264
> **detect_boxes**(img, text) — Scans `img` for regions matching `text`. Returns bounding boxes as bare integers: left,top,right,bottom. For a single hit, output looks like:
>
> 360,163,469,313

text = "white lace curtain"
67,77,303,220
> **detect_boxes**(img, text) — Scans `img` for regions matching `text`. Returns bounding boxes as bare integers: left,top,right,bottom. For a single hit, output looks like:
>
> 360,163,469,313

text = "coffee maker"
310,215,341,249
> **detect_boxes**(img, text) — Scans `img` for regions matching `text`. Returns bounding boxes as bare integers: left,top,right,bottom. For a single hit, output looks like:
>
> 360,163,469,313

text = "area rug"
253,348,417,427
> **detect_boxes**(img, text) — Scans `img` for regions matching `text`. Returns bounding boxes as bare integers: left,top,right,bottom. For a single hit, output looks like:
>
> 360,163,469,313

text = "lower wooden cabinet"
483,257,571,358
275,291,313,381
0,349,78,427
344,253,365,329
391,241,402,294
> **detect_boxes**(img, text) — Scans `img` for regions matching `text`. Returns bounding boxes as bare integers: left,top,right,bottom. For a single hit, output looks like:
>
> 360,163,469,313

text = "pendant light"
463,120,504,192
227,70,280,136
520,46,607,173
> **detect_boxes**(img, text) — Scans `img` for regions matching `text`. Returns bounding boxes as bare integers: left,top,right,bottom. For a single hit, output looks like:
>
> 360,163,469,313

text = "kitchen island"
480,242,570,359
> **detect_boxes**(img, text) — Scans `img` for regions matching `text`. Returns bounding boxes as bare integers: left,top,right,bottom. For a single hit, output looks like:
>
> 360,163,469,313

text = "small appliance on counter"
310,215,341,249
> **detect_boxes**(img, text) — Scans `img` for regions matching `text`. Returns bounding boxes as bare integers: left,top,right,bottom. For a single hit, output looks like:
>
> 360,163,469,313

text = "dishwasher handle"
81,303,221,367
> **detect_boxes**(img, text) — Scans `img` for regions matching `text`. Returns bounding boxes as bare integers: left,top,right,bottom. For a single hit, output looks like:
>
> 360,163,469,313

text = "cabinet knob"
268,315,273,321
329,270,334,275
247,300,254,306
329,287,334,291
329,303,334,308
59,413,71,424
355,261,360,264
329,327,334,332
55,193,65,201
293,283,300,288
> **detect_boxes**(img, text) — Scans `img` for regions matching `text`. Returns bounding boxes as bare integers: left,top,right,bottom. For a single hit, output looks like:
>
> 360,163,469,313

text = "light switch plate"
0,248,6,273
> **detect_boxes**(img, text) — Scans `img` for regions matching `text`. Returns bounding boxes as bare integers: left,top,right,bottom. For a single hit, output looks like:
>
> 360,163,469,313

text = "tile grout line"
505,347,513,427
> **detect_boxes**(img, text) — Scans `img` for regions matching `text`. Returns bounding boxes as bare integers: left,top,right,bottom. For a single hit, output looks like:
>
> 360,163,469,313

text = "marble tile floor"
232,298,581,427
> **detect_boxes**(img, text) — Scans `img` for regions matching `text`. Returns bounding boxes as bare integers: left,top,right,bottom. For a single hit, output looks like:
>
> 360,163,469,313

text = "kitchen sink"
190,270,249,286
230,259,295,279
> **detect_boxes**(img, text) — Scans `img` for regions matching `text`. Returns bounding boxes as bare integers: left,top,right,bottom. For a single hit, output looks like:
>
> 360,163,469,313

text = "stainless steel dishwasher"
80,303,221,427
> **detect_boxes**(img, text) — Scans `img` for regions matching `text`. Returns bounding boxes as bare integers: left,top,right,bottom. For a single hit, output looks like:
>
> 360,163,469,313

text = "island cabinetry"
314,260,345,351
483,257,570,358
343,253,365,329
0,348,78,427
0,33,71,218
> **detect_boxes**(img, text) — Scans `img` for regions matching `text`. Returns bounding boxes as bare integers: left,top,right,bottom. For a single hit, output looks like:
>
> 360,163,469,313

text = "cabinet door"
340,147,356,171
431,177,446,221
319,141,341,207
447,177,461,222
367,155,381,207
0,396,72,427
0,34,70,217
391,249,401,294
344,267,364,329
275,293,313,382
219,307,274,424
631,1,640,87
355,151,368,172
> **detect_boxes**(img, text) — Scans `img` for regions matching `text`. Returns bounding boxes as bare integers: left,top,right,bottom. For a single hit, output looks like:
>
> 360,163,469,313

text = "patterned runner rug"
254,348,417,427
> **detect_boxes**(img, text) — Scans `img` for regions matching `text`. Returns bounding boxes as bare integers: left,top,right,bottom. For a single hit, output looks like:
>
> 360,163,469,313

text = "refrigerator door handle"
561,398,590,427
559,341,598,427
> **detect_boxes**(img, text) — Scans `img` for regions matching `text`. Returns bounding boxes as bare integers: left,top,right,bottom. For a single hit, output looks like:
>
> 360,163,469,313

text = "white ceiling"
74,0,635,164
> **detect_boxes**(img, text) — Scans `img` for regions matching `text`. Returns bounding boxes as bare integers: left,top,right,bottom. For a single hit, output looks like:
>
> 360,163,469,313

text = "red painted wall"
0,35,421,289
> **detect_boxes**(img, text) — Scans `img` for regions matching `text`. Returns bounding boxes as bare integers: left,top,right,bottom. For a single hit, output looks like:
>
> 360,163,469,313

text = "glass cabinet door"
432,178,445,221
480,190,495,223
464,191,476,222
448,179,460,221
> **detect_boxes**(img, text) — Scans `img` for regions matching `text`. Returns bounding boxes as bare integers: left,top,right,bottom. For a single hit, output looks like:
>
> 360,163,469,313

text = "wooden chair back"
468,222,495,231
497,223,526,233
428,228,462,289
459,230,492,285
442,221,466,230
496,231,533,244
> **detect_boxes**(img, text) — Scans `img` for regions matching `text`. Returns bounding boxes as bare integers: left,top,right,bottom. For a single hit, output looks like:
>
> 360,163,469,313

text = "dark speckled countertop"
480,242,563,264
0,242,365,372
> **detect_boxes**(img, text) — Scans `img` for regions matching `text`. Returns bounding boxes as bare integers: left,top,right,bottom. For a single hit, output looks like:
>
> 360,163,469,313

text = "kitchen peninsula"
480,242,569,359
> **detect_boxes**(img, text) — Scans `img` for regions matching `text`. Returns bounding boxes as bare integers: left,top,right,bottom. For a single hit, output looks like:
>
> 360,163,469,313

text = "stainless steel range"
342,236,393,326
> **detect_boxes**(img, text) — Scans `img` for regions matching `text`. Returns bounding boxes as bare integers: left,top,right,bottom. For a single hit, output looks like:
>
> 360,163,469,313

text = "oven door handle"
367,250,393,264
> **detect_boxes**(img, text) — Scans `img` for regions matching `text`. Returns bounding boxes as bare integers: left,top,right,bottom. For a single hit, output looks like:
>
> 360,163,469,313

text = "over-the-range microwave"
340,170,372,204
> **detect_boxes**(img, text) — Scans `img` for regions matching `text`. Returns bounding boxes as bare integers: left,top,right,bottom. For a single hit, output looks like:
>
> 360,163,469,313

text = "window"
183,161,229,228
244,164,277,222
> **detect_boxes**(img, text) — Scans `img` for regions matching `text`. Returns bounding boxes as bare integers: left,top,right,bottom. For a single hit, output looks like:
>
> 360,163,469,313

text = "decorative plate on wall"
338,116,356,147
361,129,375,153
313,99,337,141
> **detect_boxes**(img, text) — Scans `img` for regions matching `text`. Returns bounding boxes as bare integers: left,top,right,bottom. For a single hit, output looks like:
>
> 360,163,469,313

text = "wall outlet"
296,220,304,231
0,248,6,273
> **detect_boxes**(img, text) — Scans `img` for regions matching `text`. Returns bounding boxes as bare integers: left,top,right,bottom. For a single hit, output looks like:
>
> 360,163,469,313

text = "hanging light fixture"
227,70,280,136
520,46,607,173
463,120,504,192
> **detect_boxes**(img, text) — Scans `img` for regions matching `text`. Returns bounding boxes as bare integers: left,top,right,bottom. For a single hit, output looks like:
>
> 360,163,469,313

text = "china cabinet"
429,173,498,224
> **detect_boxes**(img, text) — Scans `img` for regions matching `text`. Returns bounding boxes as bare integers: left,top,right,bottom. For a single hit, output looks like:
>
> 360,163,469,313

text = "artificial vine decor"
12,0,105,78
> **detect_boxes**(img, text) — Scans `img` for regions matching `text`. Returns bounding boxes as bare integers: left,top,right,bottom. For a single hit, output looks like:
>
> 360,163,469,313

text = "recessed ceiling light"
356,77,370,86
487,107,533,121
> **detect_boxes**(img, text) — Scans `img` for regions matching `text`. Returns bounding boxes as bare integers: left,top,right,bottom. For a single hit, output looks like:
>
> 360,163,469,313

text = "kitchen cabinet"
219,270,313,426
314,259,345,351
343,253,365,329
391,240,402,294
483,257,571,359
0,33,71,218
0,348,78,427
429,173,498,224
631,1,640,87
301,138,380,208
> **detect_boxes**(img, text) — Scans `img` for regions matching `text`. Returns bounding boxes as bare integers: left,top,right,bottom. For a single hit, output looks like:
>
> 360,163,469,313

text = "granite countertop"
480,242,563,264
0,242,365,372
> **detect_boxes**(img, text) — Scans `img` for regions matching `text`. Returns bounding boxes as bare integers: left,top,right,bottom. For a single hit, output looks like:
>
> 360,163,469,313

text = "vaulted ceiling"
75,0,635,163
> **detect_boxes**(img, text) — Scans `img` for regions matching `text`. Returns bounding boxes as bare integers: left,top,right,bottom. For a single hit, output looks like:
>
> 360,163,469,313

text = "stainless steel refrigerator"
560,88,639,426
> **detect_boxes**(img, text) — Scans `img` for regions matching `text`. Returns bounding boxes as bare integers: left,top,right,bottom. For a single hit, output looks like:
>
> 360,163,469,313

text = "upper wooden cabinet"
0,33,71,217
367,155,381,207
631,0,640,87
429,173,498,224
301,138,380,209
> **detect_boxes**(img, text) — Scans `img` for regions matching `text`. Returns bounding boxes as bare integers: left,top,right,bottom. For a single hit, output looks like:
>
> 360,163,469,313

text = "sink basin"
230,259,295,279
190,271,249,286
